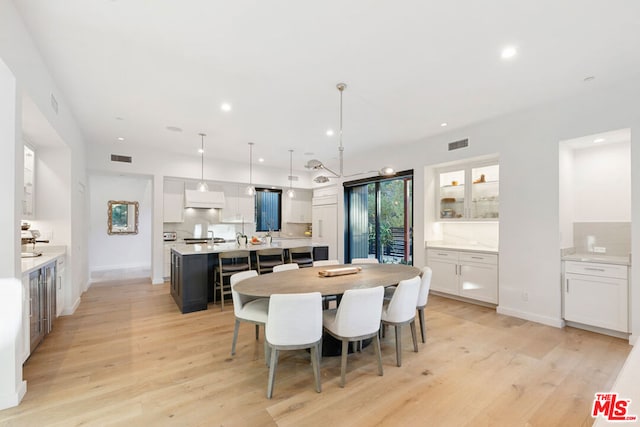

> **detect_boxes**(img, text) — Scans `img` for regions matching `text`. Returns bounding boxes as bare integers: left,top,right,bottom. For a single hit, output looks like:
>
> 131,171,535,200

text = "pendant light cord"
200,133,205,182
337,83,346,177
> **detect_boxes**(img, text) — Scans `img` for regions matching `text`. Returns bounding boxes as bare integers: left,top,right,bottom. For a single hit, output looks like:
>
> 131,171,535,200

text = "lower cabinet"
170,250,209,314
22,260,57,362
563,261,628,333
427,249,498,304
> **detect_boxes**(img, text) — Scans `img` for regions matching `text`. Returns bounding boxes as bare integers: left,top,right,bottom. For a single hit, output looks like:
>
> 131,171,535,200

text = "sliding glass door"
345,171,413,264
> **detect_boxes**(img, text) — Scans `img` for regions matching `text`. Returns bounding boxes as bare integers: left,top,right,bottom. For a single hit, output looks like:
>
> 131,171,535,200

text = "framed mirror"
108,200,139,235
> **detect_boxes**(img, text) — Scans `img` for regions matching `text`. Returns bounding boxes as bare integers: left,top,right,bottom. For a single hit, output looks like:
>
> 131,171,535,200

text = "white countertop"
426,241,498,254
172,240,323,256
21,248,66,274
562,253,630,266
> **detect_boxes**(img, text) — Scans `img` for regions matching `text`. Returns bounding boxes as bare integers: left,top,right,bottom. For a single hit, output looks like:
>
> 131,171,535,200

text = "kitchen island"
170,241,329,313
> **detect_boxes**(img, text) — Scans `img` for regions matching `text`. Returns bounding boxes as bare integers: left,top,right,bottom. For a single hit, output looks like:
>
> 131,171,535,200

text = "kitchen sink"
21,252,42,258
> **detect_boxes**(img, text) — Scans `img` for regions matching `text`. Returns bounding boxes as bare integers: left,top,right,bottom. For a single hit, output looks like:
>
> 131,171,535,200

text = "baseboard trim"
0,380,26,411
61,296,81,316
496,306,564,328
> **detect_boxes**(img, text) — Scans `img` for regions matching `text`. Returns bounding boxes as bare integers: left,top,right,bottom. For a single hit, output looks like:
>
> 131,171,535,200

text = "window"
255,188,282,232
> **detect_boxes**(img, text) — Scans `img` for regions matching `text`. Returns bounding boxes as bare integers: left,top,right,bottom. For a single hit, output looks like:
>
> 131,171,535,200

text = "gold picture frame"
108,200,139,235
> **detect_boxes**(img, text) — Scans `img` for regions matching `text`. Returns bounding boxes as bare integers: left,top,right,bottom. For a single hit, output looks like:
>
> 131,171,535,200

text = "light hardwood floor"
0,277,631,426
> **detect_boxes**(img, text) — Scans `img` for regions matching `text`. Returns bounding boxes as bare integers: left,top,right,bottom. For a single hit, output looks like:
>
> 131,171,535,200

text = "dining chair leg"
255,324,259,340
231,319,240,356
340,339,349,388
418,307,426,343
410,320,418,352
310,344,321,393
267,347,279,399
264,339,269,367
395,325,402,367
373,333,383,376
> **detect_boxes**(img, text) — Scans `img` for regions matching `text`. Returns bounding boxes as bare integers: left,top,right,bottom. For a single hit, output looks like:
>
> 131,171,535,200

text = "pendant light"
287,149,295,198
196,133,208,192
245,142,256,196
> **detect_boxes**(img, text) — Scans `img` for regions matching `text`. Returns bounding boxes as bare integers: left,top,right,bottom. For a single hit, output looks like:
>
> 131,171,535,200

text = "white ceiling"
14,0,640,170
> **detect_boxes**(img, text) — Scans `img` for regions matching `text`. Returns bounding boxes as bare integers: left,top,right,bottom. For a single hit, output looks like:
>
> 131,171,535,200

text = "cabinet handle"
437,253,449,256
566,279,569,293
319,219,323,238
584,267,606,272
471,256,483,260
29,298,32,318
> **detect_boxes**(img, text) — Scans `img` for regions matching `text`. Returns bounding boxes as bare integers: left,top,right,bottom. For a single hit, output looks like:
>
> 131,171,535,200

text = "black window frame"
255,187,282,232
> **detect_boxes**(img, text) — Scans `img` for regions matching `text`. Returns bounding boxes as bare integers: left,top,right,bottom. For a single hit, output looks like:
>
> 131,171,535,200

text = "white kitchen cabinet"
221,194,255,223
563,261,628,333
427,249,498,304
437,161,499,220
23,145,35,219
163,180,184,223
312,199,337,260
163,243,176,279
289,199,312,223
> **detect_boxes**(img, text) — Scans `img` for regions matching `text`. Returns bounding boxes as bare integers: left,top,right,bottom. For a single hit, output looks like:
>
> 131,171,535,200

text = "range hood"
184,189,225,209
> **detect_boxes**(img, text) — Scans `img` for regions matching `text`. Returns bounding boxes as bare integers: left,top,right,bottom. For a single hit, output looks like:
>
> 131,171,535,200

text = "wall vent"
50,94,59,114
448,138,469,151
110,154,132,163
288,175,299,181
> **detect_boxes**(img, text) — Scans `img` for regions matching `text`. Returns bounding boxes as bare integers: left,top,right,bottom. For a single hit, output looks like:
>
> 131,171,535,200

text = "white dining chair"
265,292,323,399
323,286,385,387
272,263,299,273
230,270,269,357
416,267,432,343
381,276,421,367
351,258,379,264
313,259,340,267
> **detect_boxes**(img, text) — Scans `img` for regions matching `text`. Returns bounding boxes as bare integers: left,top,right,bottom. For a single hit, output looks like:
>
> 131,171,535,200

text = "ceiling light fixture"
501,46,517,59
246,142,256,196
326,129,334,136
197,133,208,192
117,136,125,141
287,150,296,199
593,138,605,143
306,83,396,183
221,103,232,112
258,158,265,163
440,122,448,127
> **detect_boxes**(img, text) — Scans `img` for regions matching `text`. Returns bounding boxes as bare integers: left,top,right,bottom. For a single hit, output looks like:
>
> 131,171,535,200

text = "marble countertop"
172,240,323,256
562,253,630,266
425,241,498,254
21,248,66,274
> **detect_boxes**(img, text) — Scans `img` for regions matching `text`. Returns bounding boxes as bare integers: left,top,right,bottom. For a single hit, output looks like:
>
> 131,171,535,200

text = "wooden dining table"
234,263,422,298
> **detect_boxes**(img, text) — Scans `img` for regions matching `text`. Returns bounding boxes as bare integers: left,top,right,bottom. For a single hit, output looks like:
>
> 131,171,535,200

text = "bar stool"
256,248,284,275
289,246,314,268
215,250,250,311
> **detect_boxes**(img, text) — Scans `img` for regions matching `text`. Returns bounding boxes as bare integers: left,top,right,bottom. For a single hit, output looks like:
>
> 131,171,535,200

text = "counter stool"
256,248,284,275
289,246,314,268
215,250,250,311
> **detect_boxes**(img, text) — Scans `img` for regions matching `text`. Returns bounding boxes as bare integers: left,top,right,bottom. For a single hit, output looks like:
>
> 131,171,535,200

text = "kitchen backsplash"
437,222,499,249
573,222,630,256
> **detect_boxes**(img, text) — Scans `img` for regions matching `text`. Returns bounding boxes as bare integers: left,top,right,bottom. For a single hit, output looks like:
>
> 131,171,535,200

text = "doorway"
344,171,413,264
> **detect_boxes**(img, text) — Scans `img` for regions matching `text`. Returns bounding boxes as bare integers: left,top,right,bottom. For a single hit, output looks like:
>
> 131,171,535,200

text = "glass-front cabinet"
438,161,499,220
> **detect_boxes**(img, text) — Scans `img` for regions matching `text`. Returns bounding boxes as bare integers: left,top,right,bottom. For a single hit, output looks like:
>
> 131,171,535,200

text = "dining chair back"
323,286,385,387
230,270,269,357
417,267,432,343
265,292,323,399
351,258,379,264
215,250,251,311
256,248,284,274
289,246,314,268
381,275,421,366
313,259,340,267
272,263,299,273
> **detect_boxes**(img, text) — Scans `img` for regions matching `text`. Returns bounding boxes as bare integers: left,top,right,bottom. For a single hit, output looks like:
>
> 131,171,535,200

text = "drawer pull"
437,253,449,256
471,256,483,260
584,267,606,272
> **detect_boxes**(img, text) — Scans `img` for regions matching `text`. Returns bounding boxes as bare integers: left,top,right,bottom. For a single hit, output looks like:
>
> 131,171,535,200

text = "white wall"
336,77,640,341
89,175,152,273
558,143,575,249
573,141,630,222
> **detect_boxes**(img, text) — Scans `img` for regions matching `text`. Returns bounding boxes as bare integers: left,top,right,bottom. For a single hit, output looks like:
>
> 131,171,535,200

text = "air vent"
288,175,299,181
111,154,132,163
448,138,469,151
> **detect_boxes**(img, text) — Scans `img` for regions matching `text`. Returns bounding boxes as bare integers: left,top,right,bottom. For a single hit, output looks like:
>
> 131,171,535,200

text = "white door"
312,204,337,260
459,262,498,303
564,273,628,332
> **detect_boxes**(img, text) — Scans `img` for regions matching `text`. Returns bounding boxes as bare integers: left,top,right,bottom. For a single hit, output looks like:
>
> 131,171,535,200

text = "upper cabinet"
221,185,255,223
438,161,499,221
23,145,35,219
163,179,185,223
284,190,312,223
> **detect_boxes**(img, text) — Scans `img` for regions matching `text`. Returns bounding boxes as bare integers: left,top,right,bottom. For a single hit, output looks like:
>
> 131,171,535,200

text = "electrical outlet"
593,246,607,254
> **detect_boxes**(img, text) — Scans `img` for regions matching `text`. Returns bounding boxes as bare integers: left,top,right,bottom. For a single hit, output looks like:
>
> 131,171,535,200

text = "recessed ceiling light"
198,148,204,154
593,138,605,143
304,152,314,156
258,158,265,163
501,46,517,60
440,122,448,127
326,129,334,136
166,126,183,132
221,103,232,112
117,137,125,141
